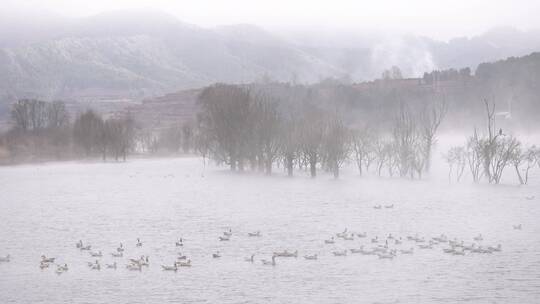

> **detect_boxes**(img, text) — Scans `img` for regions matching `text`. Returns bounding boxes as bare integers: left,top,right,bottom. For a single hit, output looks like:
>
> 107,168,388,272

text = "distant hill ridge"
0,9,540,105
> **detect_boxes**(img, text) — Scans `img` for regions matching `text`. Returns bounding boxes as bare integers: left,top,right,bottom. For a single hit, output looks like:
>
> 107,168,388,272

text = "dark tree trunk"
265,160,272,175
310,155,317,178
286,155,294,177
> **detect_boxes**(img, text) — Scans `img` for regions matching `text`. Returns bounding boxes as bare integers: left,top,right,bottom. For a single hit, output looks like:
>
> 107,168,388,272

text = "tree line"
1,85,538,186
195,83,447,179
0,99,195,163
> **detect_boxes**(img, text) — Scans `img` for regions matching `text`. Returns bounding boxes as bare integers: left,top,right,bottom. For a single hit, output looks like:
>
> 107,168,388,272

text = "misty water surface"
0,157,539,304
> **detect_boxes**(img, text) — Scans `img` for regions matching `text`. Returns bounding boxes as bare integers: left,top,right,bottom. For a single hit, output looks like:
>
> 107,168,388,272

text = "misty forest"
1,2,540,304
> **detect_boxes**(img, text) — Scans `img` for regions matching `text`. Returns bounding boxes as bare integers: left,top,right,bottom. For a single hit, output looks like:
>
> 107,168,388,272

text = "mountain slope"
1,10,540,105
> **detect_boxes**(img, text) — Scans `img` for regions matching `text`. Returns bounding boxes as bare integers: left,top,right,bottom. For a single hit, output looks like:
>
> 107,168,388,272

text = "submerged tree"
420,98,447,172
510,145,538,185
73,110,104,157
322,112,349,178
443,146,467,182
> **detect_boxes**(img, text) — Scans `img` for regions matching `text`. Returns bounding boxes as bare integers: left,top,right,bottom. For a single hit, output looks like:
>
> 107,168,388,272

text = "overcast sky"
7,0,540,40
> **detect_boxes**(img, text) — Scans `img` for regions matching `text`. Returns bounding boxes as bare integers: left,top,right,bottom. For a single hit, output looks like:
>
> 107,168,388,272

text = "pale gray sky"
7,0,540,40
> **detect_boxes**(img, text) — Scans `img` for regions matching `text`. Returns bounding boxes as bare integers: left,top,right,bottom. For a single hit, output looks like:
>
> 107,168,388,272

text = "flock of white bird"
0,207,522,273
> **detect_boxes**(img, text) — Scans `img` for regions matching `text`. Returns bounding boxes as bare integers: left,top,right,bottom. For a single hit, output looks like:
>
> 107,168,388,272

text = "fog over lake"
2,1,540,303
1,149,539,303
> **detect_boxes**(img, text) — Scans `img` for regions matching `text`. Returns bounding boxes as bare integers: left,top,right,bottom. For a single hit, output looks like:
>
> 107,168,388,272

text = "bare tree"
466,130,483,183
11,99,48,131
279,113,300,177
73,110,104,157
298,103,325,178
254,94,281,175
47,101,69,129
350,126,374,176
392,102,419,178
510,145,538,185
322,112,349,178
420,98,447,172
444,146,467,182
198,84,254,171
181,122,193,153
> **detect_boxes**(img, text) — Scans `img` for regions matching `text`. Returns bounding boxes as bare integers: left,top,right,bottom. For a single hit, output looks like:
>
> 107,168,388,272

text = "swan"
176,238,184,246
162,264,178,271
356,232,367,238
90,251,102,257
443,247,455,253
223,229,232,237
324,237,335,244
136,238,143,247
384,204,394,209
350,246,364,254
244,254,255,262
111,252,123,258
400,248,414,254
39,262,49,269
55,264,67,274
0,255,10,262
177,259,191,267
261,255,276,266
463,243,476,251
418,244,433,249
373,205,382,209
106,262,117,269
472,246,491,254
371,236,378,243
41,255,55,263
343,234,354,241
140,256,149,266
129,256,144,265
513,224,522,230
488,244,502,252
212,251,221,258
452,250,465,256
374,246,388,253
126,263,142,271
117,243,124,252
303,254,318,260
80,245,91,251
177,253,187,260
57,263,68,271
336,228,348,238
377,252,394,259
248,231,261,237
333,250,347,256
359,248,376,255
433,234,448,242
219,235,230,241
274,250,297,258
90,261,101,270
473,234,483,241
283,250,298,258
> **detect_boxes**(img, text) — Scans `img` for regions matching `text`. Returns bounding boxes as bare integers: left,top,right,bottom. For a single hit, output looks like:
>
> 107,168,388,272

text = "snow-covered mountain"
1,9,540,105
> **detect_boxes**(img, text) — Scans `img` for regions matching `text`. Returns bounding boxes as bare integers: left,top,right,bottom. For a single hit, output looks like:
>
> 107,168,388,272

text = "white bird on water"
244,254,255,262
261,255,276,266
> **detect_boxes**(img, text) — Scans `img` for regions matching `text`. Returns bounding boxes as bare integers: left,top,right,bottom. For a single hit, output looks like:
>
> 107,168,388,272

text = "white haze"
6,0,540,40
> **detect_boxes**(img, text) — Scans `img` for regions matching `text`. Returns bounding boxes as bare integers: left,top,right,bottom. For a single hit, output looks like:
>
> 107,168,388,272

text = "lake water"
1,157,539,303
